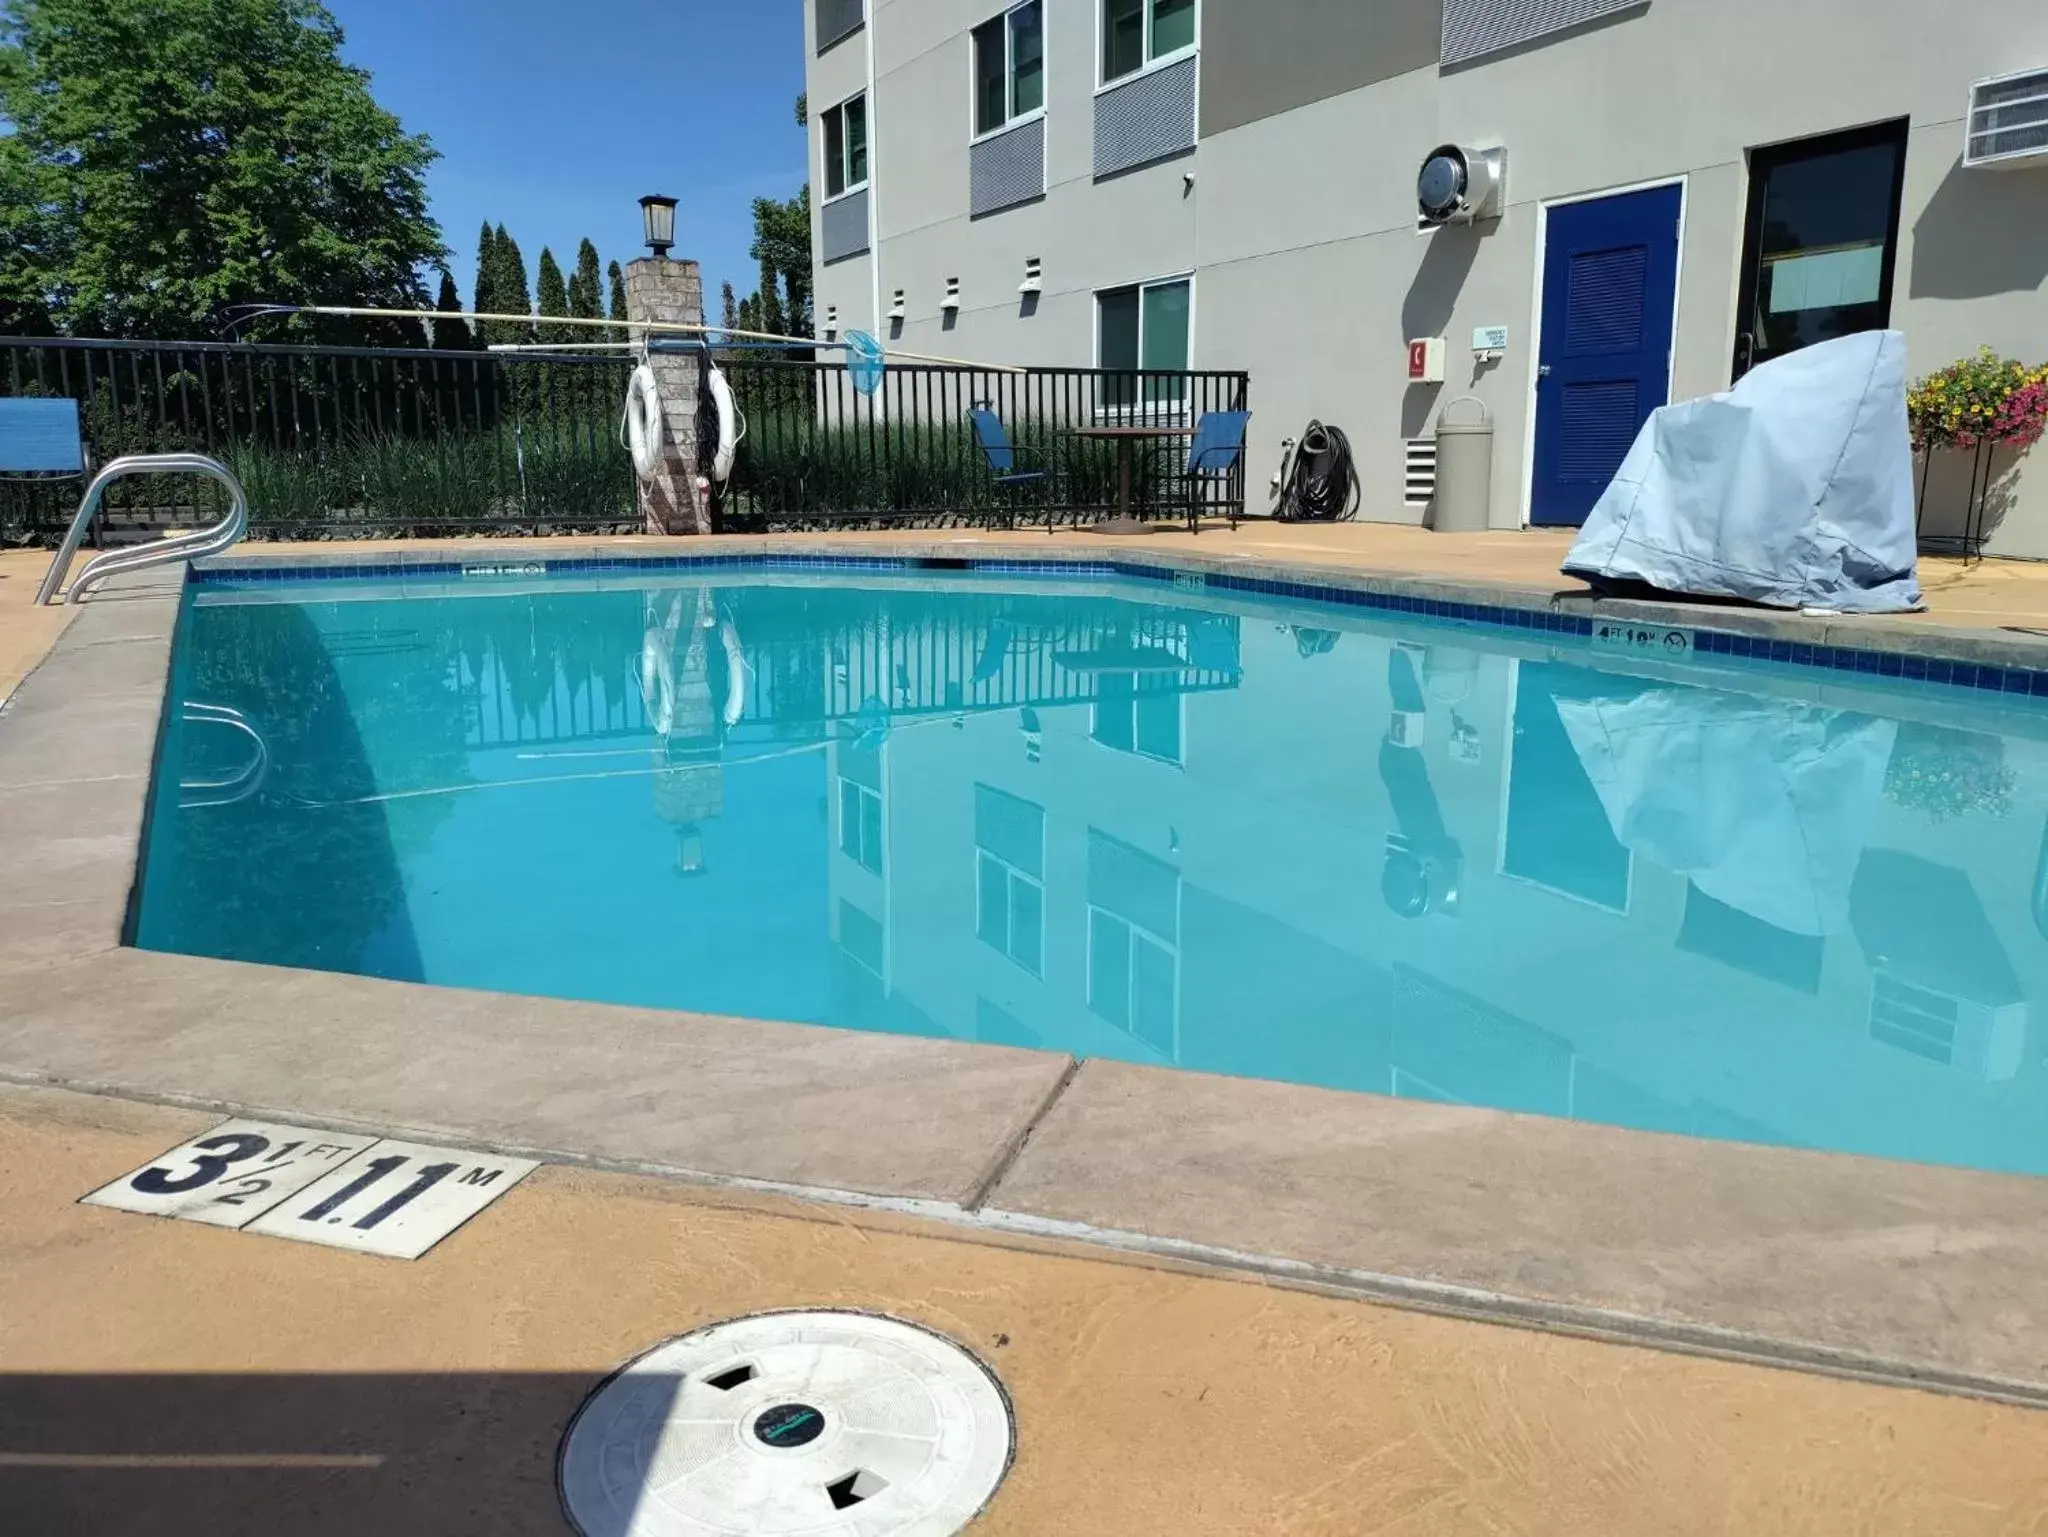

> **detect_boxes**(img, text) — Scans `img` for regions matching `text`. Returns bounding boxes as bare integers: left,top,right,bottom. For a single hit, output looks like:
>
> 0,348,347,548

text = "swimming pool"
136,559,2048,1177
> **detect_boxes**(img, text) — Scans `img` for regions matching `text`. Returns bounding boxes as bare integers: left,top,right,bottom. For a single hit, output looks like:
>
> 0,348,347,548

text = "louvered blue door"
1531,185,1681,527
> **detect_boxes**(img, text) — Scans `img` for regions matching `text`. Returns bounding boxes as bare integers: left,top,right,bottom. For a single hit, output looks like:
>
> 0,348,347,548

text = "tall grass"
723,415,1166,528
225,420,638,538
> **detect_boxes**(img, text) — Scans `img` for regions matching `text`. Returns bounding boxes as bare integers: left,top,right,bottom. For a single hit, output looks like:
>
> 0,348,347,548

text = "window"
839,775,883,874
1085,831,1180,1057
823,94,869,200
1097,277,1191,409
975,785,1044,975
973,2,1044,137
1102,0,1195,85
1091,676,1182,764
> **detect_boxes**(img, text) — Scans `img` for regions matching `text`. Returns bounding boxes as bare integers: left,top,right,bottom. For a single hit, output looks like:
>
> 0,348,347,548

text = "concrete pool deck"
5,528,2048,1437
15,1080,2048,1536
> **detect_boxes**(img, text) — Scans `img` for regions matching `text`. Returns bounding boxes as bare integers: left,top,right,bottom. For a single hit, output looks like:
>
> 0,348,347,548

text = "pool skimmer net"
558,1310,1015,1536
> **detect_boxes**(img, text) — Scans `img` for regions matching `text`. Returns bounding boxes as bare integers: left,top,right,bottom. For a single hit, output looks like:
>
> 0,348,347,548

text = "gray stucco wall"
811,0,2048,551
1201,0,1441,138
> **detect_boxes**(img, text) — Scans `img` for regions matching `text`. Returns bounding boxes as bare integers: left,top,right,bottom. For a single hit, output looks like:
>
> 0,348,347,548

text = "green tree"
721,281,738,334
432,269,471,349
470,220,499,342
535,245,569,346
736,188,810,344
568,238,603,324
607,259,629,334
493,224,534,346
0,0,443,338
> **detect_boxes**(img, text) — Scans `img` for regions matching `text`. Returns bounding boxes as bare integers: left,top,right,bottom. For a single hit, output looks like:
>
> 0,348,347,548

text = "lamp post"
639,194,678,258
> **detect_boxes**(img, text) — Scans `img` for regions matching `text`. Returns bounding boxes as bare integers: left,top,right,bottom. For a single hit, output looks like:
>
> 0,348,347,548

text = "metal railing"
36,453,248,604
2,336,1250,537
711,356,1251,530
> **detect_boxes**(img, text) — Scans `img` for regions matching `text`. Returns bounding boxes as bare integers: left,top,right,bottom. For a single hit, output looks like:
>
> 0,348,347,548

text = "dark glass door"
1732,120,1910,380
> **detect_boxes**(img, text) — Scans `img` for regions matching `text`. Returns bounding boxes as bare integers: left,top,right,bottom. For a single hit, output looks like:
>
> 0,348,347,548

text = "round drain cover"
559,1310,1014,1537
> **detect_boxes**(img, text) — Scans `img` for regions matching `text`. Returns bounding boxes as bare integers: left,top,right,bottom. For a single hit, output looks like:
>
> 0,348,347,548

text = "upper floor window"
1102,0,1194,85
823,93,869,200
973,2,1045,137
816,0,865,53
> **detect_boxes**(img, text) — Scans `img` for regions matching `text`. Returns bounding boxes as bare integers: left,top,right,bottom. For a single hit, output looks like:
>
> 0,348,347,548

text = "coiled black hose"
1273,420,1359,522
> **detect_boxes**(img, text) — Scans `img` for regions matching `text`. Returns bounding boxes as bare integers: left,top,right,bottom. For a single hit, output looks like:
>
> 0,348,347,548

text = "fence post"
622,256,708,535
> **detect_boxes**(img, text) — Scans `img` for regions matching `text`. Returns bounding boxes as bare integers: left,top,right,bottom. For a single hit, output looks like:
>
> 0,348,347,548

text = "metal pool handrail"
35,452,249,605
177,702,270,810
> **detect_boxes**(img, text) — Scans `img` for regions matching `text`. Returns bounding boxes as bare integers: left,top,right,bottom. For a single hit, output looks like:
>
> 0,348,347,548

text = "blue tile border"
190,550,2048,704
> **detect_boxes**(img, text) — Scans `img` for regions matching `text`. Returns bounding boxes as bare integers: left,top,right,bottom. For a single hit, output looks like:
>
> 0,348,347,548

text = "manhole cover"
558,1310,1014,1537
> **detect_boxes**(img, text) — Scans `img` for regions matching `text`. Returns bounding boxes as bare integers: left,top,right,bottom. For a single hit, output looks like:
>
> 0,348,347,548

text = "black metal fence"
0,337,636,541
715,357,1251,531
0,336,1250,542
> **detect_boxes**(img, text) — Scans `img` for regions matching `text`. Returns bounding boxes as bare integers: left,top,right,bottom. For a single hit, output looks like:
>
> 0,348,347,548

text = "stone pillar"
623,256,708,535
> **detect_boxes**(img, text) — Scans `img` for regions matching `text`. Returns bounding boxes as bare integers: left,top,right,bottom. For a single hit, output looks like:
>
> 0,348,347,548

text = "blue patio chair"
969,406,1052,533
1173,410,1251,534
0,397,85,476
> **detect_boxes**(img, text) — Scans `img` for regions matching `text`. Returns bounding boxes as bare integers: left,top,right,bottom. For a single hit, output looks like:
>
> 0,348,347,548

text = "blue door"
1530,185,1681,528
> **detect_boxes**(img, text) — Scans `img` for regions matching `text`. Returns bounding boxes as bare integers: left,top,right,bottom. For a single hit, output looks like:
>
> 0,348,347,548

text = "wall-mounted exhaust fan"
1417,143,1507,227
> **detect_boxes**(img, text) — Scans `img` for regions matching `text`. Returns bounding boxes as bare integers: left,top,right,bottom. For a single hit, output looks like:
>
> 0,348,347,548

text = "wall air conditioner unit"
1964,66,2048,169
1418,143,1507,227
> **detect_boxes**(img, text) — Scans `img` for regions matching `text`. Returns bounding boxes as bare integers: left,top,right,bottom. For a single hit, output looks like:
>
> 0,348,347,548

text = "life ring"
640,599,679,739
707,364,744,483
622,364,664,482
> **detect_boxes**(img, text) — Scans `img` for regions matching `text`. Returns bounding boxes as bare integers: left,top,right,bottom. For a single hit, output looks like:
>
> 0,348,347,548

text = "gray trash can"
1431,396,1494,534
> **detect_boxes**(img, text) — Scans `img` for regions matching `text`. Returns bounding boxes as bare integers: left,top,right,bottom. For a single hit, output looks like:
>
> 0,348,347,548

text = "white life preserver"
707,364,744,483
622,363,664,482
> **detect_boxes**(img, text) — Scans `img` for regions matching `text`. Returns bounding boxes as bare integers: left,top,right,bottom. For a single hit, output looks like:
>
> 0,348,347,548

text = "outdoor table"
1064,424,1194,534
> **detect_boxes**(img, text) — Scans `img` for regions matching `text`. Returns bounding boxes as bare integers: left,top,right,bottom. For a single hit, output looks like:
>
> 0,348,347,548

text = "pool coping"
5,541,2048,1411
195,534,2048,694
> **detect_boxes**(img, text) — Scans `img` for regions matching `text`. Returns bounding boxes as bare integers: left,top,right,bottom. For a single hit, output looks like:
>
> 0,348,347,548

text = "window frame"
821,91,871,204
1085,902,1181,1058
1093,272,1195,417
1097,0,1199,91
970,0,1048,145
837,773,884,875
1090,686,1186,766
975,847,1046,977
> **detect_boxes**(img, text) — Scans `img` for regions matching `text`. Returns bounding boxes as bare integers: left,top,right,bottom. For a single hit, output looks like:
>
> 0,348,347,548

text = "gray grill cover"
1563,330,1922,614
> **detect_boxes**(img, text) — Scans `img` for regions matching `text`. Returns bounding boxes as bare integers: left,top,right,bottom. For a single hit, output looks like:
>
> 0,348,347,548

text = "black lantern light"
639,194,679,257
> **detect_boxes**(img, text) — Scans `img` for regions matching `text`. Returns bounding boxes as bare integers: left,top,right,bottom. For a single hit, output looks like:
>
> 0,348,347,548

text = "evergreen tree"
433,269,472,349
494,225,535,345
568,239,603,323
721,282,738,334
536,246,569,346
607,260,629,339
471,222,499,344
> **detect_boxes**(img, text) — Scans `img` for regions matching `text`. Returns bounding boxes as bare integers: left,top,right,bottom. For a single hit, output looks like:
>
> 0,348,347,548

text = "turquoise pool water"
138,567,2048,1176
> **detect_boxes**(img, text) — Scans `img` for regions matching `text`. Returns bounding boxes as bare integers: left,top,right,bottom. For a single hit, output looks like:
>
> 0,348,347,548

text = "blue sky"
326,0,808,316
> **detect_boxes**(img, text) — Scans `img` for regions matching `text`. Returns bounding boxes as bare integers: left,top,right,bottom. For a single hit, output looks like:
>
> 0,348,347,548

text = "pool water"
138,569,2048,1176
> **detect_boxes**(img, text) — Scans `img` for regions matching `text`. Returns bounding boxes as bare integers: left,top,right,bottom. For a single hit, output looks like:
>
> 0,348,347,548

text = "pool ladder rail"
34,452,249,605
